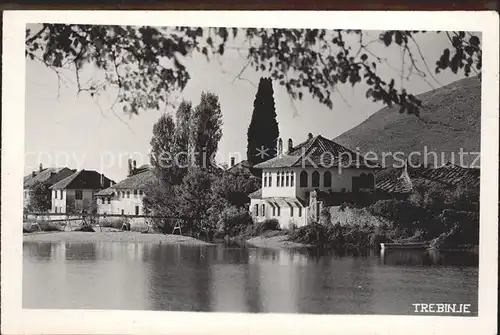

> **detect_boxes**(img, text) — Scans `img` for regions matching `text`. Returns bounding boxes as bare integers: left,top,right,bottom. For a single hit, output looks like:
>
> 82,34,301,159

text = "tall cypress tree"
246,77,279,166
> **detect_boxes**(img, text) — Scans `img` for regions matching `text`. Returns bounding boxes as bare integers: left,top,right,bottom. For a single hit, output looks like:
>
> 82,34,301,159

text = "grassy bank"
23,230,212,245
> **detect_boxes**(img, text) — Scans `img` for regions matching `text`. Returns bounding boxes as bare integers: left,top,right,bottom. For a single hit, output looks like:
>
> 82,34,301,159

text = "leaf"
365,88,374,98
395,32,403,45
360,54,368,61
469,35,480,47
382,32,393,47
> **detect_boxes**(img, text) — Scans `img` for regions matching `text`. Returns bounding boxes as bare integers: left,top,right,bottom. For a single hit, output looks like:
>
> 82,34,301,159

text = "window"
75,190,83,200
285,172,289,187
254,204,259,216
135,206,140,215
60,190,63,200
277,205,281,216
298,206,302,217
264,174,268,187
312,171,320,187
324,171,332,187
107,197,111,204
272,204,276,216
139,190,143,196
290,173,294,187
127,191,130,198
300,171,308,187
290,204,294,217
121,209,125,215
53,190,57,198
280,171,285,187
55,207,58,213
268,174,272,186
261,204,266,217
276,172,280,187
134,190,138,197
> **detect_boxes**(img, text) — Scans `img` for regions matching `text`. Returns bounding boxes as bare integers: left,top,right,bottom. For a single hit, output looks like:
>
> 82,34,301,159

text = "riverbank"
246,234,310,249
23,229,212,245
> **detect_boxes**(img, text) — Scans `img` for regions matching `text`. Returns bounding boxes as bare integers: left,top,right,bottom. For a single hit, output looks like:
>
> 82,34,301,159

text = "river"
23,241,478,315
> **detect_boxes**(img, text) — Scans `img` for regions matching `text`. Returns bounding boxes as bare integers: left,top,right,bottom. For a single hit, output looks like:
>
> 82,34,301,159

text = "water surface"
23,242,478,315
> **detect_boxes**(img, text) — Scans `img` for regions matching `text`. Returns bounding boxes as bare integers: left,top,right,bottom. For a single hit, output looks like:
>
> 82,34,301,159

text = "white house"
250,134,379,229
95,162,155,216
50,169,114,214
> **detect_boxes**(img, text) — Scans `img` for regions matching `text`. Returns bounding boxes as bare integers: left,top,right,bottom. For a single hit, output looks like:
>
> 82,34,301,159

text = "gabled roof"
24,167,76,189
254,135,380,169
50,170,114,190
101,168,157,193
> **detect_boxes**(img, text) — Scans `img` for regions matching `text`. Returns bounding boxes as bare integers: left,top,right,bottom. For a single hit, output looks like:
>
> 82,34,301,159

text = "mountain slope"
334,76,481,168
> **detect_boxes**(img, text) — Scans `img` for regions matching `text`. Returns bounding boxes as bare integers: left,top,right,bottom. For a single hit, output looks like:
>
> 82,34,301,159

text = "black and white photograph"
2,10,498,335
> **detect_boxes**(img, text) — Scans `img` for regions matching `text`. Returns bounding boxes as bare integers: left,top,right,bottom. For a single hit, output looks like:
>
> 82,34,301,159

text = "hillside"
334,76,481,168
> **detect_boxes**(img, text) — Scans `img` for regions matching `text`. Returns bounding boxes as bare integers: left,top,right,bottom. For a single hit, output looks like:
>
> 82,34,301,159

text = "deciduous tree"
26,25,482,117
28,181,52,212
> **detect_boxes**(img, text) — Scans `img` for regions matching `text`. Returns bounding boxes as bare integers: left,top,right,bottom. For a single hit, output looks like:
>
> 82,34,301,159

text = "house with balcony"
50,169,114,214
249,133,379,229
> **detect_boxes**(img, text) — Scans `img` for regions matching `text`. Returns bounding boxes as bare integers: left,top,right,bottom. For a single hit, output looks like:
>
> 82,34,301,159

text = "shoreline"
245,235,310,249
23,230,212,245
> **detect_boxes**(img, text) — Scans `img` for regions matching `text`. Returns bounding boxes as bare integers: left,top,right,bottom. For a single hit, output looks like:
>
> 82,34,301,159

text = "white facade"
97,188,146,216
250,166,376,229
249,197,307,229
52,189,97,213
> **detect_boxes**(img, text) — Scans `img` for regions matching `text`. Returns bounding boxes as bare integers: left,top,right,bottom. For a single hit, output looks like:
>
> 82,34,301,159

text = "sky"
24,27,474,182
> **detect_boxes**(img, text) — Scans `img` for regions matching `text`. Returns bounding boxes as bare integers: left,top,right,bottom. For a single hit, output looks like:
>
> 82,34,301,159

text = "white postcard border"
2,10,499,335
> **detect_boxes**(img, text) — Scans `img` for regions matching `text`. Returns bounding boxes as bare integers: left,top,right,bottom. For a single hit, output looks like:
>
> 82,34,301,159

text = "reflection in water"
23,242,478,315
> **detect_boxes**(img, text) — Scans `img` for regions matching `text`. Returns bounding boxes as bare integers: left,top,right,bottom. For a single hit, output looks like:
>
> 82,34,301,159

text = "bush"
217,206,254,237
289,221,393,251
243,218,281,238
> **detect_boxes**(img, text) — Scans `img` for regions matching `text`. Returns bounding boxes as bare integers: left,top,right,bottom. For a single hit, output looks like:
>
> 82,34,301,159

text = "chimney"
39,163,43,172
230,157,235,167
133,160,137,169
278,138,283,155
308,133,313,140
32,171,36,177
288,138,293,153
100,173,105,188
128,159,133,176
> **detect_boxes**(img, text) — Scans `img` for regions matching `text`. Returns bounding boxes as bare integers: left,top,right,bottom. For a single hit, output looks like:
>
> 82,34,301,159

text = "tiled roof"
265,197,306,208
415,162,480,188
254,135,379,169
376,170,414,194
375,163,479,194
24,167,76,189
249,188,262,199
109,169,157,190
50,170,114,190
227,160,253,172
